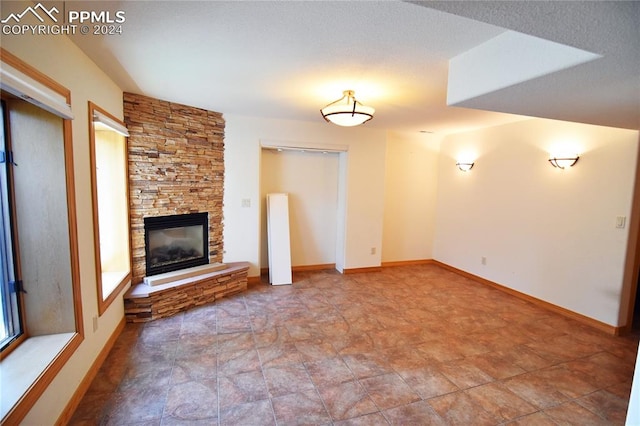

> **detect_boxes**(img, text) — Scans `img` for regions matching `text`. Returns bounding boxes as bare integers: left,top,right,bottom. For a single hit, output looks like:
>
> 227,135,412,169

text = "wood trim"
88,101,132,316
261,265,384,275
293,263,336,272
247,276,262,285
55,318,126,426
0,333,26,360
2,333,83,425
620,133,640,334
88,101,103,309
0,49,70,98
381,259,434,268
433,260,619,335
257,257,620,334
343,266,383,274
100,274,132,316
260,263,337,275
64,115,84,339
0,49,85,425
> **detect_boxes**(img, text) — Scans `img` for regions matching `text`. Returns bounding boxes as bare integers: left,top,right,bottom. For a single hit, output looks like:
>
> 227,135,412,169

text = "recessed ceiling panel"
447,31,602,105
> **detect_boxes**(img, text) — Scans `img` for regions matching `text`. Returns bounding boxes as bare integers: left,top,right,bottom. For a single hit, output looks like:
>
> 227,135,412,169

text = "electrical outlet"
241,198,251,208
481,256,487,265
92,315,98,332
370,247,376,255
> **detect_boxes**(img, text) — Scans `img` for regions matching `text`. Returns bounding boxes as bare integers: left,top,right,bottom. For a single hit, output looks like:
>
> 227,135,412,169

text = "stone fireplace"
124,92,224,285
123,93,249,322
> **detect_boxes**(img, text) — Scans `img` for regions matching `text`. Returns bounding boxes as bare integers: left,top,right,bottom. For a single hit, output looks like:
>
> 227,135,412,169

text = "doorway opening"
259,141,348,280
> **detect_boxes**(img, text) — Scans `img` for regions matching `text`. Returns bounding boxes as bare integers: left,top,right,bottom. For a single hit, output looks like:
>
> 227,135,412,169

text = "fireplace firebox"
144,212,209,276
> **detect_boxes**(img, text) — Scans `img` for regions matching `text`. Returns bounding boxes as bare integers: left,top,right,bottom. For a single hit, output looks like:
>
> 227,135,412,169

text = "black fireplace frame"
144,212,209,276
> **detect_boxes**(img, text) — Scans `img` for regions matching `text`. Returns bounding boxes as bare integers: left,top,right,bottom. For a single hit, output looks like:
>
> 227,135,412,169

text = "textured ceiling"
419,1,640,131
68,1,639,135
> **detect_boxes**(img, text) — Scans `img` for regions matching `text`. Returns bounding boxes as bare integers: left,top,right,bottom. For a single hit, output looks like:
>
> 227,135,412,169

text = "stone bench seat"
124,261,250,322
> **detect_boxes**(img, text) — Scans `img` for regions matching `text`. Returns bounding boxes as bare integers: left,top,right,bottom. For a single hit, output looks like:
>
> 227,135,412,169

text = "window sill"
102,270,129,299
0,333,74,420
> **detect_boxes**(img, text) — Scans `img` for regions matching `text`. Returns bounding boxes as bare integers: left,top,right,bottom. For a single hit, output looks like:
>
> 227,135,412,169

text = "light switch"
241,198,251,208
616,216,626,228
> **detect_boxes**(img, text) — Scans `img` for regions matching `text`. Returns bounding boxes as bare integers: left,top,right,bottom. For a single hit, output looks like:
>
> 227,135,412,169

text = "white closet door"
266,193,292,285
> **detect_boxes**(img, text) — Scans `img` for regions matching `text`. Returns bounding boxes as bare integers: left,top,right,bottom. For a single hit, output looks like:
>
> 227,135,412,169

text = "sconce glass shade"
456,162,474,172
549,156,579,169
321,90,374,127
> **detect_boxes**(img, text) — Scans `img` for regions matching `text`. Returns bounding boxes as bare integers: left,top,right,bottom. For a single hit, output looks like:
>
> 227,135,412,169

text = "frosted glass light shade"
549,156,579,169
456,162,474,172
321,90,374,127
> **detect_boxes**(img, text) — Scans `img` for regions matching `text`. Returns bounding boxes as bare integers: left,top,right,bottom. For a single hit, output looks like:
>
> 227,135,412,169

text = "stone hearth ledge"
143,262,228,286
124,261,250,322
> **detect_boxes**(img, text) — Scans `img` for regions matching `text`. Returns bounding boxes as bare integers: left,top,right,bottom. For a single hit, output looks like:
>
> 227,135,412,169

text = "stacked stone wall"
124,92,224,284
124,262,249,323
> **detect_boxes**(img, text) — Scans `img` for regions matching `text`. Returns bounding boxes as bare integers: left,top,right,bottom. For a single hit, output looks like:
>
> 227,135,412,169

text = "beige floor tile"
428,391,499,425
383,400,445,425
360,372,421,411
543,401,610,425
70,264,639,426
317,380,378,421
271,390,331,425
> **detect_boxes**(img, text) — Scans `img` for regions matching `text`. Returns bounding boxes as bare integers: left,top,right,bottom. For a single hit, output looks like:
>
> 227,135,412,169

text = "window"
0,48,83,424
0,93,79,352
0,101,22,350
88,102,131,315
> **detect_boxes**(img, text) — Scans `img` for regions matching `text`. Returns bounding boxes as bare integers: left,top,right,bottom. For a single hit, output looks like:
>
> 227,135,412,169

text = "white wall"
434,118,639,327
261,149,339,268
382,131,441,263
2,2,127,422
223,114,386,276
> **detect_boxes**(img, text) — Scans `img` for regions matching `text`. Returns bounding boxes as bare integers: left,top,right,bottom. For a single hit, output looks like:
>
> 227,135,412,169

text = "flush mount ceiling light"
548,156,579,169
320,90,374,127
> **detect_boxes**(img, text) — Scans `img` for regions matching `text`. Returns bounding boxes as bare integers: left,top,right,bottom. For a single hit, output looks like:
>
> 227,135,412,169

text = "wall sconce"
548,156,579,169
456,162,474,172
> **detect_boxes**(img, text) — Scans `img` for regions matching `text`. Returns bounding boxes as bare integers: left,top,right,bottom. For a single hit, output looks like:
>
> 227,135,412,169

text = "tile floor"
70,264,640,425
